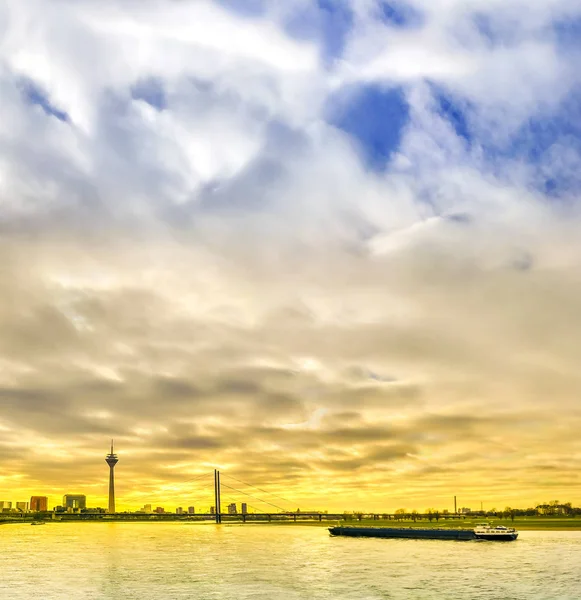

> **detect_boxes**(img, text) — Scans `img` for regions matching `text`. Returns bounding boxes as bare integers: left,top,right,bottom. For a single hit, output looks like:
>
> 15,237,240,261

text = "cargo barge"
329,524,518,541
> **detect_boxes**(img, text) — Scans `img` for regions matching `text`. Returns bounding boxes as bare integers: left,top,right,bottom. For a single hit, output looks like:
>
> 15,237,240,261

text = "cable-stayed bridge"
16,470,467,523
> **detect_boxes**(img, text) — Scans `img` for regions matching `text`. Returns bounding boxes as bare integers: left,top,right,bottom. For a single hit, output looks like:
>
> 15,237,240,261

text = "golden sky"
1,0,581,512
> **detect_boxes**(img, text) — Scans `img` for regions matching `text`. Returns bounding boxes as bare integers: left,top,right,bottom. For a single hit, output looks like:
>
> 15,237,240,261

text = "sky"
1,0,581,513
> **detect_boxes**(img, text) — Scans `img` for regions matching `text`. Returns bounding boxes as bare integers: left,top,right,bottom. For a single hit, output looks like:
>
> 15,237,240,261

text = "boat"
31,521,45,526
328,526,475,540
473,524,518,541
328,524,518,541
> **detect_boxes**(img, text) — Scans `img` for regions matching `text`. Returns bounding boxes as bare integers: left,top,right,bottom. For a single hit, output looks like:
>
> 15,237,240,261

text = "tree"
504,507,515,522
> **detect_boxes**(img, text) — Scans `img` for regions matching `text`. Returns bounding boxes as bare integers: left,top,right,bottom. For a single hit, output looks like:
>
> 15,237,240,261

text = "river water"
1,523,579,599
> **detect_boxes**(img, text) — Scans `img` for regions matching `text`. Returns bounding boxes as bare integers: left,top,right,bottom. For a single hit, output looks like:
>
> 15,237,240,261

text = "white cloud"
1,0,581,508
0,0,323,217
341,0,581,136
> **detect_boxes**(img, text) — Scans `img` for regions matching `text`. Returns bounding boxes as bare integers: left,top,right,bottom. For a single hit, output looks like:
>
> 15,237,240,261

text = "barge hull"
329,526,476,540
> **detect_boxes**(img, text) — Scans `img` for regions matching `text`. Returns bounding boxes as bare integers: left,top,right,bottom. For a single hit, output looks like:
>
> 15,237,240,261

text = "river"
1,523,579,599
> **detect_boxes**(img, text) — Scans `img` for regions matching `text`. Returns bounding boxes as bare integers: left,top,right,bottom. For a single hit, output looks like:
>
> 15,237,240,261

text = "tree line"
344,501,580,521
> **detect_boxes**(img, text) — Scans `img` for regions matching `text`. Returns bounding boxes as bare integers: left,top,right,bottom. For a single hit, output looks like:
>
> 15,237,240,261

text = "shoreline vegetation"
2,517,581,530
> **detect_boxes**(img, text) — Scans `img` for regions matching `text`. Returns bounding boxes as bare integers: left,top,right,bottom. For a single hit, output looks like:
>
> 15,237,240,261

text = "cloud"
0,0,581,512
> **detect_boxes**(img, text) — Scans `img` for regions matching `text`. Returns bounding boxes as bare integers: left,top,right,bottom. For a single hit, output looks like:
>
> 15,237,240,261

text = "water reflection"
1,523,580,599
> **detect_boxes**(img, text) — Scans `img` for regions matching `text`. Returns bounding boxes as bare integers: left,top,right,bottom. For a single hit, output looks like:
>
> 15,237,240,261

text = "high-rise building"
188,506,195,514
176,507,183,515
30,496,48,511
155,507,165,514
210,506,215,514
0,501,12,511
16,502,29,512
140,504,152,513
63,495,86,509
105,440,119,514
228,503,237,514
241,503,248,515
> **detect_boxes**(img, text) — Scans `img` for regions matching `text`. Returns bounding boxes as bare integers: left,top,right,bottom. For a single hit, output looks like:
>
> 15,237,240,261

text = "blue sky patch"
470,12,528,48
21,80,69,122
506,88,581,166
317,0,353,62
553,16,581,51
432,87,473,145
436,83,581,197
286,0,353,65
378,1,423,28
131,79,167,111
215,0,266,18
472,13,506,46
327,84,409,171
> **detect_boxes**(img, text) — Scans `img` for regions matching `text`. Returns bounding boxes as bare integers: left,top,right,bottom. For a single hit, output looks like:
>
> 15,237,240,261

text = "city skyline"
2,493,578,517
1,1,581,512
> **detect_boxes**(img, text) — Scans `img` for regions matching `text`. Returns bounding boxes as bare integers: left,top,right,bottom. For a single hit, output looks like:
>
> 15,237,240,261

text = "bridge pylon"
214,469,221,524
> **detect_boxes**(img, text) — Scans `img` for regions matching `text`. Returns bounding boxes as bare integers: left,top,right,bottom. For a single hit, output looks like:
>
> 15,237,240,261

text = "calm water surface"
1,523,580,599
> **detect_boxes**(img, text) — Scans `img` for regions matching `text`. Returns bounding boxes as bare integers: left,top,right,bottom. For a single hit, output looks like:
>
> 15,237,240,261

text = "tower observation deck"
105,440,119,513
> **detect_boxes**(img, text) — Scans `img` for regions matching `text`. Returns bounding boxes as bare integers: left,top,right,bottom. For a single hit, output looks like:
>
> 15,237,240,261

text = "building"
188,506,195,514
228,503,237,515
154,507,165,514
139,504,152,513
210,506,215,514
105,440,119,514
16,502,29,512
176,507,183,515
458,507,472,515
30,496,48,511
63,495,87,510
241,503,248,515
0,501,12,511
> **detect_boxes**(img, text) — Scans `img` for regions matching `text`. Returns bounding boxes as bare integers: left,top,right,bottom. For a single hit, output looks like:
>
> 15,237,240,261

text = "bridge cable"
179,471,215,484
219,482,288,512
122,471,214,508
219,473,296,507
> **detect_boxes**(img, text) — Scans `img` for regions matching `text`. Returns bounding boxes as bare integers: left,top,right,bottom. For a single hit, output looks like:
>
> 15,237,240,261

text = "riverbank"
316,518,581,531
2,516,581,530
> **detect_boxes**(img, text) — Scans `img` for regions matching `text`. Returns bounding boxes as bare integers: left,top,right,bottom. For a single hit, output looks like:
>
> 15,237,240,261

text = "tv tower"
105,440,119,514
